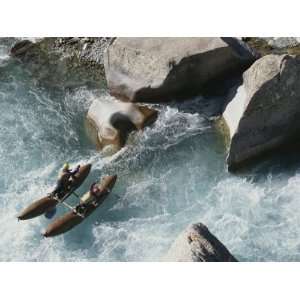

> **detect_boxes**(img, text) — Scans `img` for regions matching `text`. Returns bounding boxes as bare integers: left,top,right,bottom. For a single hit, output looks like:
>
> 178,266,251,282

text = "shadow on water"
231,140,300,184
165,77,242,121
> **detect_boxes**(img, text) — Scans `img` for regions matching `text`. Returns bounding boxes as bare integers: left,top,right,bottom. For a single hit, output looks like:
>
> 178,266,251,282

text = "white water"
1,38,300,261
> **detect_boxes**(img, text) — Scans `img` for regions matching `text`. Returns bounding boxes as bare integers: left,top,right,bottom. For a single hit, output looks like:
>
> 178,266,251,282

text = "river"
1,38,300,261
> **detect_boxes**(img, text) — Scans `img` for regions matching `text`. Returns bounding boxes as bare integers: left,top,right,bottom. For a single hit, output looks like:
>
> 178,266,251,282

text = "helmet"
63,162,70,170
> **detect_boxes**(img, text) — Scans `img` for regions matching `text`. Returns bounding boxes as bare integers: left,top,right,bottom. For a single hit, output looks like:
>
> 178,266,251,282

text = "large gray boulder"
223,54,300,170
86,96,158,153
164,223,237,262
104,37,258,103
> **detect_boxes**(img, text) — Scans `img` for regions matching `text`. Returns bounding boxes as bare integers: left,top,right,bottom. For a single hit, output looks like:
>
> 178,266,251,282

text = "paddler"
74,182,110,215
51,163,80,198
80,182,106,206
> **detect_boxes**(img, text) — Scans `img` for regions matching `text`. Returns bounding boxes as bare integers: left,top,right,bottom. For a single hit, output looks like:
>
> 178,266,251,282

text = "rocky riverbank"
11,37,300,167
243,37,300,56
103,37,300,172
10,37,113,88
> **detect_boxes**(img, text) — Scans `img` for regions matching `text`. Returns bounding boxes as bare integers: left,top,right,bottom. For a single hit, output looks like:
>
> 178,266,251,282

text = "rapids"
1,38,300,261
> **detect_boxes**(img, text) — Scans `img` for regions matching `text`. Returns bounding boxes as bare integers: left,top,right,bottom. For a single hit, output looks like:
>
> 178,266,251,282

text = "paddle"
60,201,85,218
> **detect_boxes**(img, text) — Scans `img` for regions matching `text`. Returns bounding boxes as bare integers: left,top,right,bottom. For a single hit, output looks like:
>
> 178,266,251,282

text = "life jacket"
58,171,71,184
80,191,94,205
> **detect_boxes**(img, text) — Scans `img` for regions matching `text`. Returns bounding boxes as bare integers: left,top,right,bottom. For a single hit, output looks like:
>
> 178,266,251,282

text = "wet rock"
164,223,237,262
243,37,300,57
86,96,158,153
9,37,113,89
104,37,258,103
265,37,300,49
222,54,300,171
53,37,113,66
10,40,34,57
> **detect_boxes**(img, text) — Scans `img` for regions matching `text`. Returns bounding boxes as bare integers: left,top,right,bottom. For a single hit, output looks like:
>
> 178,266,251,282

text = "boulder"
86,96,158,153
222,54,300,170
164,223,237,262
10,40,35,57
104,37,258,103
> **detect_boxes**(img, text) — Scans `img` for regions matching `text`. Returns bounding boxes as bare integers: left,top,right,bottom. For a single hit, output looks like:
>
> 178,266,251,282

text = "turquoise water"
1,38,300,261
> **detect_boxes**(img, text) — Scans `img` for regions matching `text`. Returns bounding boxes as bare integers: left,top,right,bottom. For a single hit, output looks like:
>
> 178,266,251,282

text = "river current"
1,38,300,261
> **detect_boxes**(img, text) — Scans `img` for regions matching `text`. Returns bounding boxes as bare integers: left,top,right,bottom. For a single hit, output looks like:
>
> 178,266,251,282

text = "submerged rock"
164,223,237,262
86,96,158,153
222,54,300,171
104,37,258,103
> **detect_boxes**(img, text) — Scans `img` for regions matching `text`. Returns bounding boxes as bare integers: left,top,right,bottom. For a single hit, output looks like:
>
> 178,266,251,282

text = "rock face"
86,96,158,153
164,223,237,262
104,37,258,103
223,54,300,170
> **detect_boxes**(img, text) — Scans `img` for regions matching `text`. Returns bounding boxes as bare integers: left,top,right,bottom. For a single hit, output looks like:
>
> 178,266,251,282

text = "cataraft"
43,175,117,237
17,164,92,220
